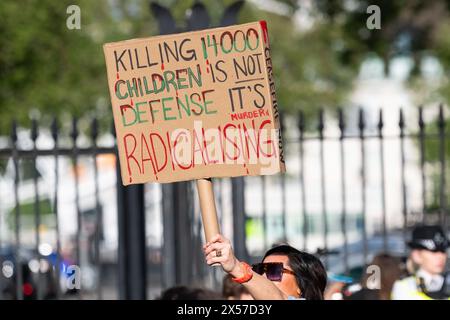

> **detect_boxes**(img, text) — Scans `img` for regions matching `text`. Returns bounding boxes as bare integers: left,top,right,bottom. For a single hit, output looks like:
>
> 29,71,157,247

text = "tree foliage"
0,0,356,134
2,0,450,135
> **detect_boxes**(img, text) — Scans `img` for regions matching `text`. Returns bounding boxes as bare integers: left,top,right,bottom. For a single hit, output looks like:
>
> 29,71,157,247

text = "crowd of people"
158,225,449,300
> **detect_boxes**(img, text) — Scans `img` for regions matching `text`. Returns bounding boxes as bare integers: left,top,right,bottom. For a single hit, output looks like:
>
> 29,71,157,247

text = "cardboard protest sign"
103,21,285,185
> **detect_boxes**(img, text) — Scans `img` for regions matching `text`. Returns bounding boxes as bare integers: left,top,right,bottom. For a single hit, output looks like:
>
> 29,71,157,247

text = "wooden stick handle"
196,178,220,242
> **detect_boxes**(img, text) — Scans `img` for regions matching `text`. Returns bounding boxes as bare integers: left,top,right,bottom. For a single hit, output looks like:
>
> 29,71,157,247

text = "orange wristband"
231,262,253,284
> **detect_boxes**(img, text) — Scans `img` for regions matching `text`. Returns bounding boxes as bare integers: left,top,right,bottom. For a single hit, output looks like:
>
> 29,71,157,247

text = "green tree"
0,0,357,134
0,0,158,134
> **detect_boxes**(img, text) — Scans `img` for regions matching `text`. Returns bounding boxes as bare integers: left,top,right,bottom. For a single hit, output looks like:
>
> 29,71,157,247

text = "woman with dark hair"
203,234,327,300
262,245,327,300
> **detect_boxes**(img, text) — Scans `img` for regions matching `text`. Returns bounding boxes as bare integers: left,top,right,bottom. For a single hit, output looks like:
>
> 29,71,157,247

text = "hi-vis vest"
391,275,450,300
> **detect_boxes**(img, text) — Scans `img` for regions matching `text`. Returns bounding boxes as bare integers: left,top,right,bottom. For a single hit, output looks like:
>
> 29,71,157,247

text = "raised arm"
204,234,287,300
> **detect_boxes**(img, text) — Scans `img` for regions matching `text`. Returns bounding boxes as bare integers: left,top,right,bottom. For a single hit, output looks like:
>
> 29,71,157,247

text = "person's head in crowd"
159,286,223,300
222,274,254,300
359,253,403,300
252,244,327,300
408,225,448,275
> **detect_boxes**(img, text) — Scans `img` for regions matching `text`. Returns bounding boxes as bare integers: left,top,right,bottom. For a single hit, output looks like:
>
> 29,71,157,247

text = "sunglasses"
252,262,296,282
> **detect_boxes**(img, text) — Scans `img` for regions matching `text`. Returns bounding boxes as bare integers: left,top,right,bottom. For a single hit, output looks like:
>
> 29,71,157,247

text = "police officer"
392,225,449,300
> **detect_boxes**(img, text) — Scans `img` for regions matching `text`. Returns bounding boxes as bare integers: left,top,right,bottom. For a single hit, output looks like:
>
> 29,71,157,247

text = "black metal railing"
1,117,115,300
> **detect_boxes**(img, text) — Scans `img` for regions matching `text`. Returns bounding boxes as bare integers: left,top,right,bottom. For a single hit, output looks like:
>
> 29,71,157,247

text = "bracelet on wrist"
231,262,253,284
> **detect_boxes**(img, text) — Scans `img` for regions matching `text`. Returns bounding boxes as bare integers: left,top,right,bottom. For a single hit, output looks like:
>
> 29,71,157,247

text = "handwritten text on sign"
103,21,285,185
